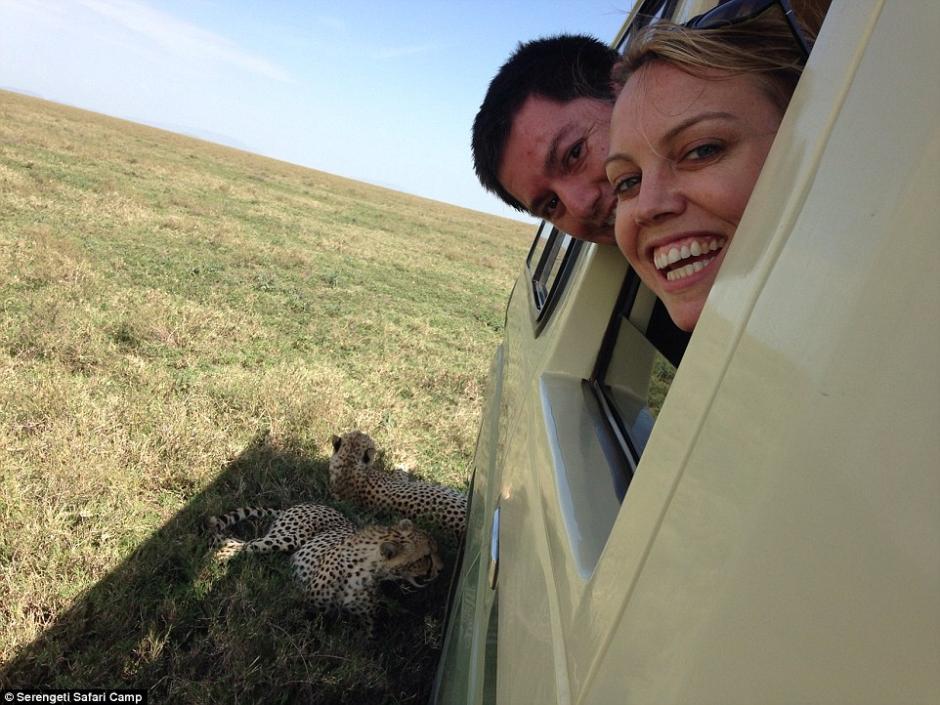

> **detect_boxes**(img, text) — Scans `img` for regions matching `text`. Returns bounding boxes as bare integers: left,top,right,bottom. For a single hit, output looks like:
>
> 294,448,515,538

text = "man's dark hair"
472,34,620,212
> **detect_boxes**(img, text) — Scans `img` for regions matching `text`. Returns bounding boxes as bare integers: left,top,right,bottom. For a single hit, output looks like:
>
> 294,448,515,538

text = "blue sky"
0,0,633,222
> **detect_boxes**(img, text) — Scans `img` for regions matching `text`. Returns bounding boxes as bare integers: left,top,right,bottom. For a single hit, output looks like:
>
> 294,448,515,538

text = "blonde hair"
613,5,823,112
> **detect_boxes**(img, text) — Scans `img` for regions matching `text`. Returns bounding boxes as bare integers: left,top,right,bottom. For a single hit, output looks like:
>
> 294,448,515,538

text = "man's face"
498,95,617,245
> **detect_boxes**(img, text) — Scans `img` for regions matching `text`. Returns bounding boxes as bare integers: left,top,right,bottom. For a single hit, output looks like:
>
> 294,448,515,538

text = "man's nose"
560,181,601,221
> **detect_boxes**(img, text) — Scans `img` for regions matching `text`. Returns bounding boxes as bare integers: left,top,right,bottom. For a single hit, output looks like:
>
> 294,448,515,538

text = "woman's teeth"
654,237,725,276
666,256,716,281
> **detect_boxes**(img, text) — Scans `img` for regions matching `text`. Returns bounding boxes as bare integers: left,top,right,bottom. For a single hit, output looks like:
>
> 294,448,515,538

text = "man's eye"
546,195,560,213
566,141,584,166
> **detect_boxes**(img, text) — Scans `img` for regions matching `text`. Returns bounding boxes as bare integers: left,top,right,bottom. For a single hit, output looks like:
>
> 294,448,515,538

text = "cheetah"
207,503,442,631
329,430,468,537
292,518,442,632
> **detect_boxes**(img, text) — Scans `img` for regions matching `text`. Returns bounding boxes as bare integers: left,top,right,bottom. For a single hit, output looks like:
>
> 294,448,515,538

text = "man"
472,35,621,245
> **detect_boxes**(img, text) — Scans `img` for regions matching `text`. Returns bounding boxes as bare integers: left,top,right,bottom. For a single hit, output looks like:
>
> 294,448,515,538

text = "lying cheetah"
293,518,442,632
207,503,442,630
329,430,468,537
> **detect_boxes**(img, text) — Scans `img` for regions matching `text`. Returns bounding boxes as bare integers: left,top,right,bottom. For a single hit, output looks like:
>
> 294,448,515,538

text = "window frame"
613,0,681,51
586,270,690,495
525,222,584,335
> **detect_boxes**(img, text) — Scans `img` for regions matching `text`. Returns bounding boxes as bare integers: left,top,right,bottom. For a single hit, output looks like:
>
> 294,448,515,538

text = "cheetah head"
329,430,377,485
378,519,443,588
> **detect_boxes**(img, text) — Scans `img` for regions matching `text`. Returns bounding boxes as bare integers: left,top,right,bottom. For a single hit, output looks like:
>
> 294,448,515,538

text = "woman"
604,0,826,331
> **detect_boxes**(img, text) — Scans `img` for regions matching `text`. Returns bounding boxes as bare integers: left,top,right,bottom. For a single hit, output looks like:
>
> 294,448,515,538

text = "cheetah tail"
213,537,248,562
205,506,278,536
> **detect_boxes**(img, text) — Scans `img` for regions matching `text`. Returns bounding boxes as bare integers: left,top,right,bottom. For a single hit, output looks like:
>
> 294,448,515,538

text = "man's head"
472,34,621,244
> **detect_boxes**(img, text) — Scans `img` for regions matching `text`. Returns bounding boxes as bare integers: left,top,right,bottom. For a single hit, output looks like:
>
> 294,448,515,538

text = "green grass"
0,89,532,703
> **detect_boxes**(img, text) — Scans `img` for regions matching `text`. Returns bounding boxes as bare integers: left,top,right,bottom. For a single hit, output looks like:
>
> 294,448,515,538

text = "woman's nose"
634,166,684,226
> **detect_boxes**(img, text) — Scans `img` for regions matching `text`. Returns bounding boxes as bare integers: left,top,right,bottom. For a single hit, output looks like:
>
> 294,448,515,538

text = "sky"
0,0,635,223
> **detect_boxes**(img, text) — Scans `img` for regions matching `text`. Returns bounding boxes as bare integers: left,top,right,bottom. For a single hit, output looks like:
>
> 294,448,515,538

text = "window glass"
589,271,689,477
603,340,678,459
525,222,582,328
615,0,679,52
525,220,552,270
535,232,573,307
647,352,676,417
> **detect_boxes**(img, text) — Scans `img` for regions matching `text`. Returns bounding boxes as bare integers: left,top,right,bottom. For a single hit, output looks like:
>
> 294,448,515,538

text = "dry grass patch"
0,89,532,703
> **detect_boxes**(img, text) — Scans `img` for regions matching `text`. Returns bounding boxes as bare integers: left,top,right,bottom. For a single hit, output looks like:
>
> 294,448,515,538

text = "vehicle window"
525,221,583,332
546,270,688,576
586,271,688,495
614,0,680,51
525,219,552,271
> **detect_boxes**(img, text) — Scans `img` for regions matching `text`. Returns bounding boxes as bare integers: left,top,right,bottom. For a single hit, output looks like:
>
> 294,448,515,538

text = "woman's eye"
613,175,641,198
685,143,723,162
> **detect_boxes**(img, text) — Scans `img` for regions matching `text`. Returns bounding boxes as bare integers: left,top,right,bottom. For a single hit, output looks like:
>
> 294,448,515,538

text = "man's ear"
331,434,342,452
610,60,628,92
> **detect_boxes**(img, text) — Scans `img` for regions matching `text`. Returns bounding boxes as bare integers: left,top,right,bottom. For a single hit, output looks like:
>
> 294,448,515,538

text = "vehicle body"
432,0,939,703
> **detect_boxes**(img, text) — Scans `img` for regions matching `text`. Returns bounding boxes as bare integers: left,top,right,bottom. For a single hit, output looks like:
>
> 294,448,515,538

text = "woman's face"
605,61,785,331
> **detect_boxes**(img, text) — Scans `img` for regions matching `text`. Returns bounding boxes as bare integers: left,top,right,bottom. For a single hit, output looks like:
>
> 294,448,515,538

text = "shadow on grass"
0,429,451,704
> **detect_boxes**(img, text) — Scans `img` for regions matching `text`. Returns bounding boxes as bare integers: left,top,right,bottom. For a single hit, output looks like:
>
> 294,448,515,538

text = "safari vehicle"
431,0,939,703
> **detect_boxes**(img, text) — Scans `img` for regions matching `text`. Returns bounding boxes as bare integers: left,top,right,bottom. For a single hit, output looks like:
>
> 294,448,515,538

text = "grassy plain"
0,89,532,703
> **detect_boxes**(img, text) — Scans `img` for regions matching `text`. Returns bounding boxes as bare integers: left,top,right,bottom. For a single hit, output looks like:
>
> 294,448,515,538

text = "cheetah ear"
396,519,414,532
380,540,402,560
331,434,342,452
362,447,375,464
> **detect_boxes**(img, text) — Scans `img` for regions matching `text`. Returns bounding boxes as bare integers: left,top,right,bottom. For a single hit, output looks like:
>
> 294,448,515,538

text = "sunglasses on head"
687,0,812,58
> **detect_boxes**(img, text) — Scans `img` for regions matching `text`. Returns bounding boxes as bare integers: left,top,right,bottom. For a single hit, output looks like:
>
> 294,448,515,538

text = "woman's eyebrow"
662,111,736,143
605,111,737,168
604,151,633,169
